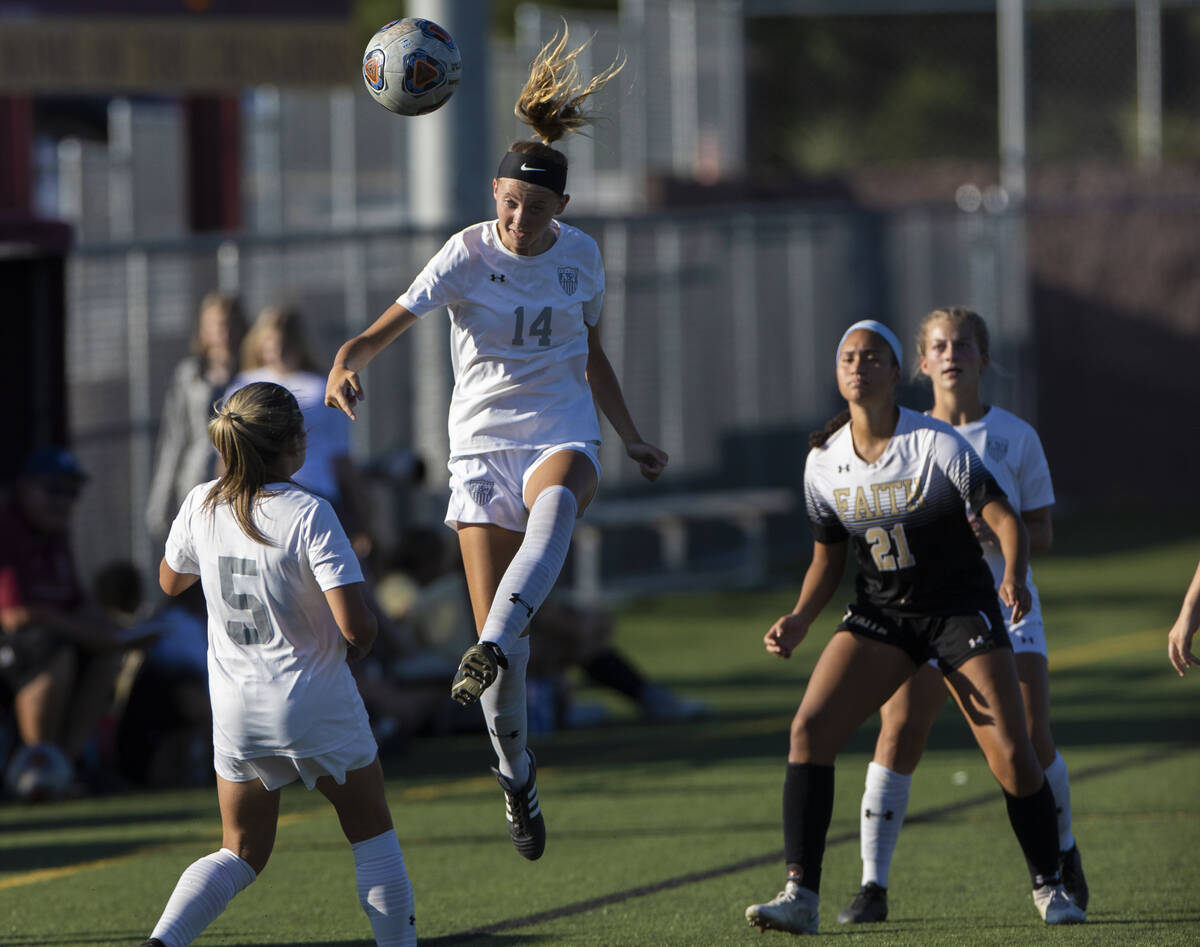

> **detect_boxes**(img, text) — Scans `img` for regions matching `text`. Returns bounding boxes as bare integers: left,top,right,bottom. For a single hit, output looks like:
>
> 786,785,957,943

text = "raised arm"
585,323,667,481
326,303,419,420
979,496,1032,623
764,539,848,659
1168,559,1200,676
324,582,379,659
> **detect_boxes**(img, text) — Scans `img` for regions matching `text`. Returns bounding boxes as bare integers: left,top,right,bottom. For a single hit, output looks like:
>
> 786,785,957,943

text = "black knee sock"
582,648,646,702
1004,778,1061,887
782,762,835,895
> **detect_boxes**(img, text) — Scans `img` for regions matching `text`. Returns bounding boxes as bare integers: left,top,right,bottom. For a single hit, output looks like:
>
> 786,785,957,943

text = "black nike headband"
496,151,567,196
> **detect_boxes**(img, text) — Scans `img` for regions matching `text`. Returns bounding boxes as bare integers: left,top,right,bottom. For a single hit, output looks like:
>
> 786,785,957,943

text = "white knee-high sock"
860,762,912,888
352,830,416,947
1043,751,1075,852
481,635,531,785
150,848,257,946
480,485,577,655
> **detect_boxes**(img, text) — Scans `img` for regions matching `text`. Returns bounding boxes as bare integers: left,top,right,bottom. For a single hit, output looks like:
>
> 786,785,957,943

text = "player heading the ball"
327,24,666,865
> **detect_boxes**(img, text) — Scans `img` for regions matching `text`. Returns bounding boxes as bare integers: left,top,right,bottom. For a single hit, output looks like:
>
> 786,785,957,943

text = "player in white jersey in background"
141,382,415,947
228,304,372,556
743,321,1084,935
838,307,1087,925
325,29,667,862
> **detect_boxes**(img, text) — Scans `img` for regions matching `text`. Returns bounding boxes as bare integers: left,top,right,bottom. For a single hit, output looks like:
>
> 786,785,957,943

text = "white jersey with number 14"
397,219,604,455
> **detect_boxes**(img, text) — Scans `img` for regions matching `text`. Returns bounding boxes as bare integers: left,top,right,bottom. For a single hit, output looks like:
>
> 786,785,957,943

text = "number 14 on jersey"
512,306,552,346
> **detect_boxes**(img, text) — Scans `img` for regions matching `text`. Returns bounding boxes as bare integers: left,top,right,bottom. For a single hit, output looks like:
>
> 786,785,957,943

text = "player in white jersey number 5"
743,322,1084,935
326,30,667,863
837,308,1086,925
141,382,416,947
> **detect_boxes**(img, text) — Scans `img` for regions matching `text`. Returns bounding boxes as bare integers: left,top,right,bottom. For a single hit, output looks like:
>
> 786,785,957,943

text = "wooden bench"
571,487,796,602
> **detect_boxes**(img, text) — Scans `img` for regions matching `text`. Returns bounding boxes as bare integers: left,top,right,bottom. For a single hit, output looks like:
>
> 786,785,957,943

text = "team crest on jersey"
986,436,1009,462
466,479,495,506
557,265,578,296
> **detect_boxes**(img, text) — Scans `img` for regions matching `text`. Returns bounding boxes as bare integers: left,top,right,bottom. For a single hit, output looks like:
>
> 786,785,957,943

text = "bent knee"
874,719,932,772
788,710,835,764
1028,726,1056,769
986,741,1043,795
224,838,273,875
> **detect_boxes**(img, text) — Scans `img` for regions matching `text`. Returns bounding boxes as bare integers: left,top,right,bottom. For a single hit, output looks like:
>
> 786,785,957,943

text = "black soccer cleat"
492,748,546,861
140,940,167,947
1059,844,1089,911
450,640,507,706
837,882,888,923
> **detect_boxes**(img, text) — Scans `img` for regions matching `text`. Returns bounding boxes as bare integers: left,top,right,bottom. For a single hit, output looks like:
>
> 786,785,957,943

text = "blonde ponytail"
514,25,625,146
203,382,305,545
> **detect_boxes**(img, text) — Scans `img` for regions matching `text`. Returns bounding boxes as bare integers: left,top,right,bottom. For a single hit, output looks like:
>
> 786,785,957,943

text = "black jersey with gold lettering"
804,407,1006,614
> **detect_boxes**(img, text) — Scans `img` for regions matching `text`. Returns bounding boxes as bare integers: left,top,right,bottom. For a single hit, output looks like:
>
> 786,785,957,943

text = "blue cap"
20,447,88,481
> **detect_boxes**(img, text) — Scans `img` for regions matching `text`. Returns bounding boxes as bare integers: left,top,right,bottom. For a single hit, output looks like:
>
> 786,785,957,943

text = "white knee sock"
860,762,912,888
1043,751,1075,852
352,830,416,947
480,635,531,785
480,485,577,655
150,848,257,946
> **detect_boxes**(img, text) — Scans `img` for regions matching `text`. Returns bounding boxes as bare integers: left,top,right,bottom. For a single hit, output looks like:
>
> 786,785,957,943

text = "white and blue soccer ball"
4,742,74,802
362,17,462,117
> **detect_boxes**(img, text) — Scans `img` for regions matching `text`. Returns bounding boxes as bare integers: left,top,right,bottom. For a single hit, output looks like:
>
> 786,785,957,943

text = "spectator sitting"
528,595,710,730
0,448,125,797
375,527,707,735
114,581,212,788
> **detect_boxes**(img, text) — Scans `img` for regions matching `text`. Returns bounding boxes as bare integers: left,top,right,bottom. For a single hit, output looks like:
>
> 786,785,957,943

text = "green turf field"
3,531,1199,945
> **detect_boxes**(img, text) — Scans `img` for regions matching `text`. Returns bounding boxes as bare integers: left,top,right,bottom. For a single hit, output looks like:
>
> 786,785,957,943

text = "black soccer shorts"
836,599,1011,673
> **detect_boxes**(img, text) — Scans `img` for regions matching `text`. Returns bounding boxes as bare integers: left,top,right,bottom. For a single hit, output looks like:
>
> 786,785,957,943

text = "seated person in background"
0,448,125,796
354,529,473,749
93,562,212,789
529,596,709,728
375,527,707,734
118,583,212,787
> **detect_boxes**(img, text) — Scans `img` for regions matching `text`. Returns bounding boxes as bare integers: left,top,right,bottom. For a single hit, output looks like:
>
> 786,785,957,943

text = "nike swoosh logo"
520,163,545,172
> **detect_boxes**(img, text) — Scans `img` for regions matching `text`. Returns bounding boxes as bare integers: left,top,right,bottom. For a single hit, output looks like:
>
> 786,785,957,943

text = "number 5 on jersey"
219,556,274,645
865,524,916,571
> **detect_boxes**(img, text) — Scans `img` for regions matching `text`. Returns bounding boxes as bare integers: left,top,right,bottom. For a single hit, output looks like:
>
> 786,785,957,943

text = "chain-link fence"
64,200,1034,582
29,0,1200,586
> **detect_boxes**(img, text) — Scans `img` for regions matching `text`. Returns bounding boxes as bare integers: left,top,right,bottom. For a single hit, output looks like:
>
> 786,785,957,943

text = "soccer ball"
362,17,462,116
4,742,74,802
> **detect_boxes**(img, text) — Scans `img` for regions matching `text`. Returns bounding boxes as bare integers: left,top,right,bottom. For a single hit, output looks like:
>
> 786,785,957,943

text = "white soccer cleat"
745,879,819,934
1033,883,1087,924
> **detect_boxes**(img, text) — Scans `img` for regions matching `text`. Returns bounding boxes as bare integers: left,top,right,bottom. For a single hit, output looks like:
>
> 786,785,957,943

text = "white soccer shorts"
444,441,601,532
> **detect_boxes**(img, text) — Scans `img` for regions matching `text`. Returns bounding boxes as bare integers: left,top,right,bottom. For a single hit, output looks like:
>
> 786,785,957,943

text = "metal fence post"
125,249,154,573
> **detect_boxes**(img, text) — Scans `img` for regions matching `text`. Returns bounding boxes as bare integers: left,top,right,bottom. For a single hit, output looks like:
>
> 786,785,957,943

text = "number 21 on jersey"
865,524,916,571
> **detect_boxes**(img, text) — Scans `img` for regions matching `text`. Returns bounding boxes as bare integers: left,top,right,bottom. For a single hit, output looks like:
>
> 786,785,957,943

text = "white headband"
837,319,903,370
